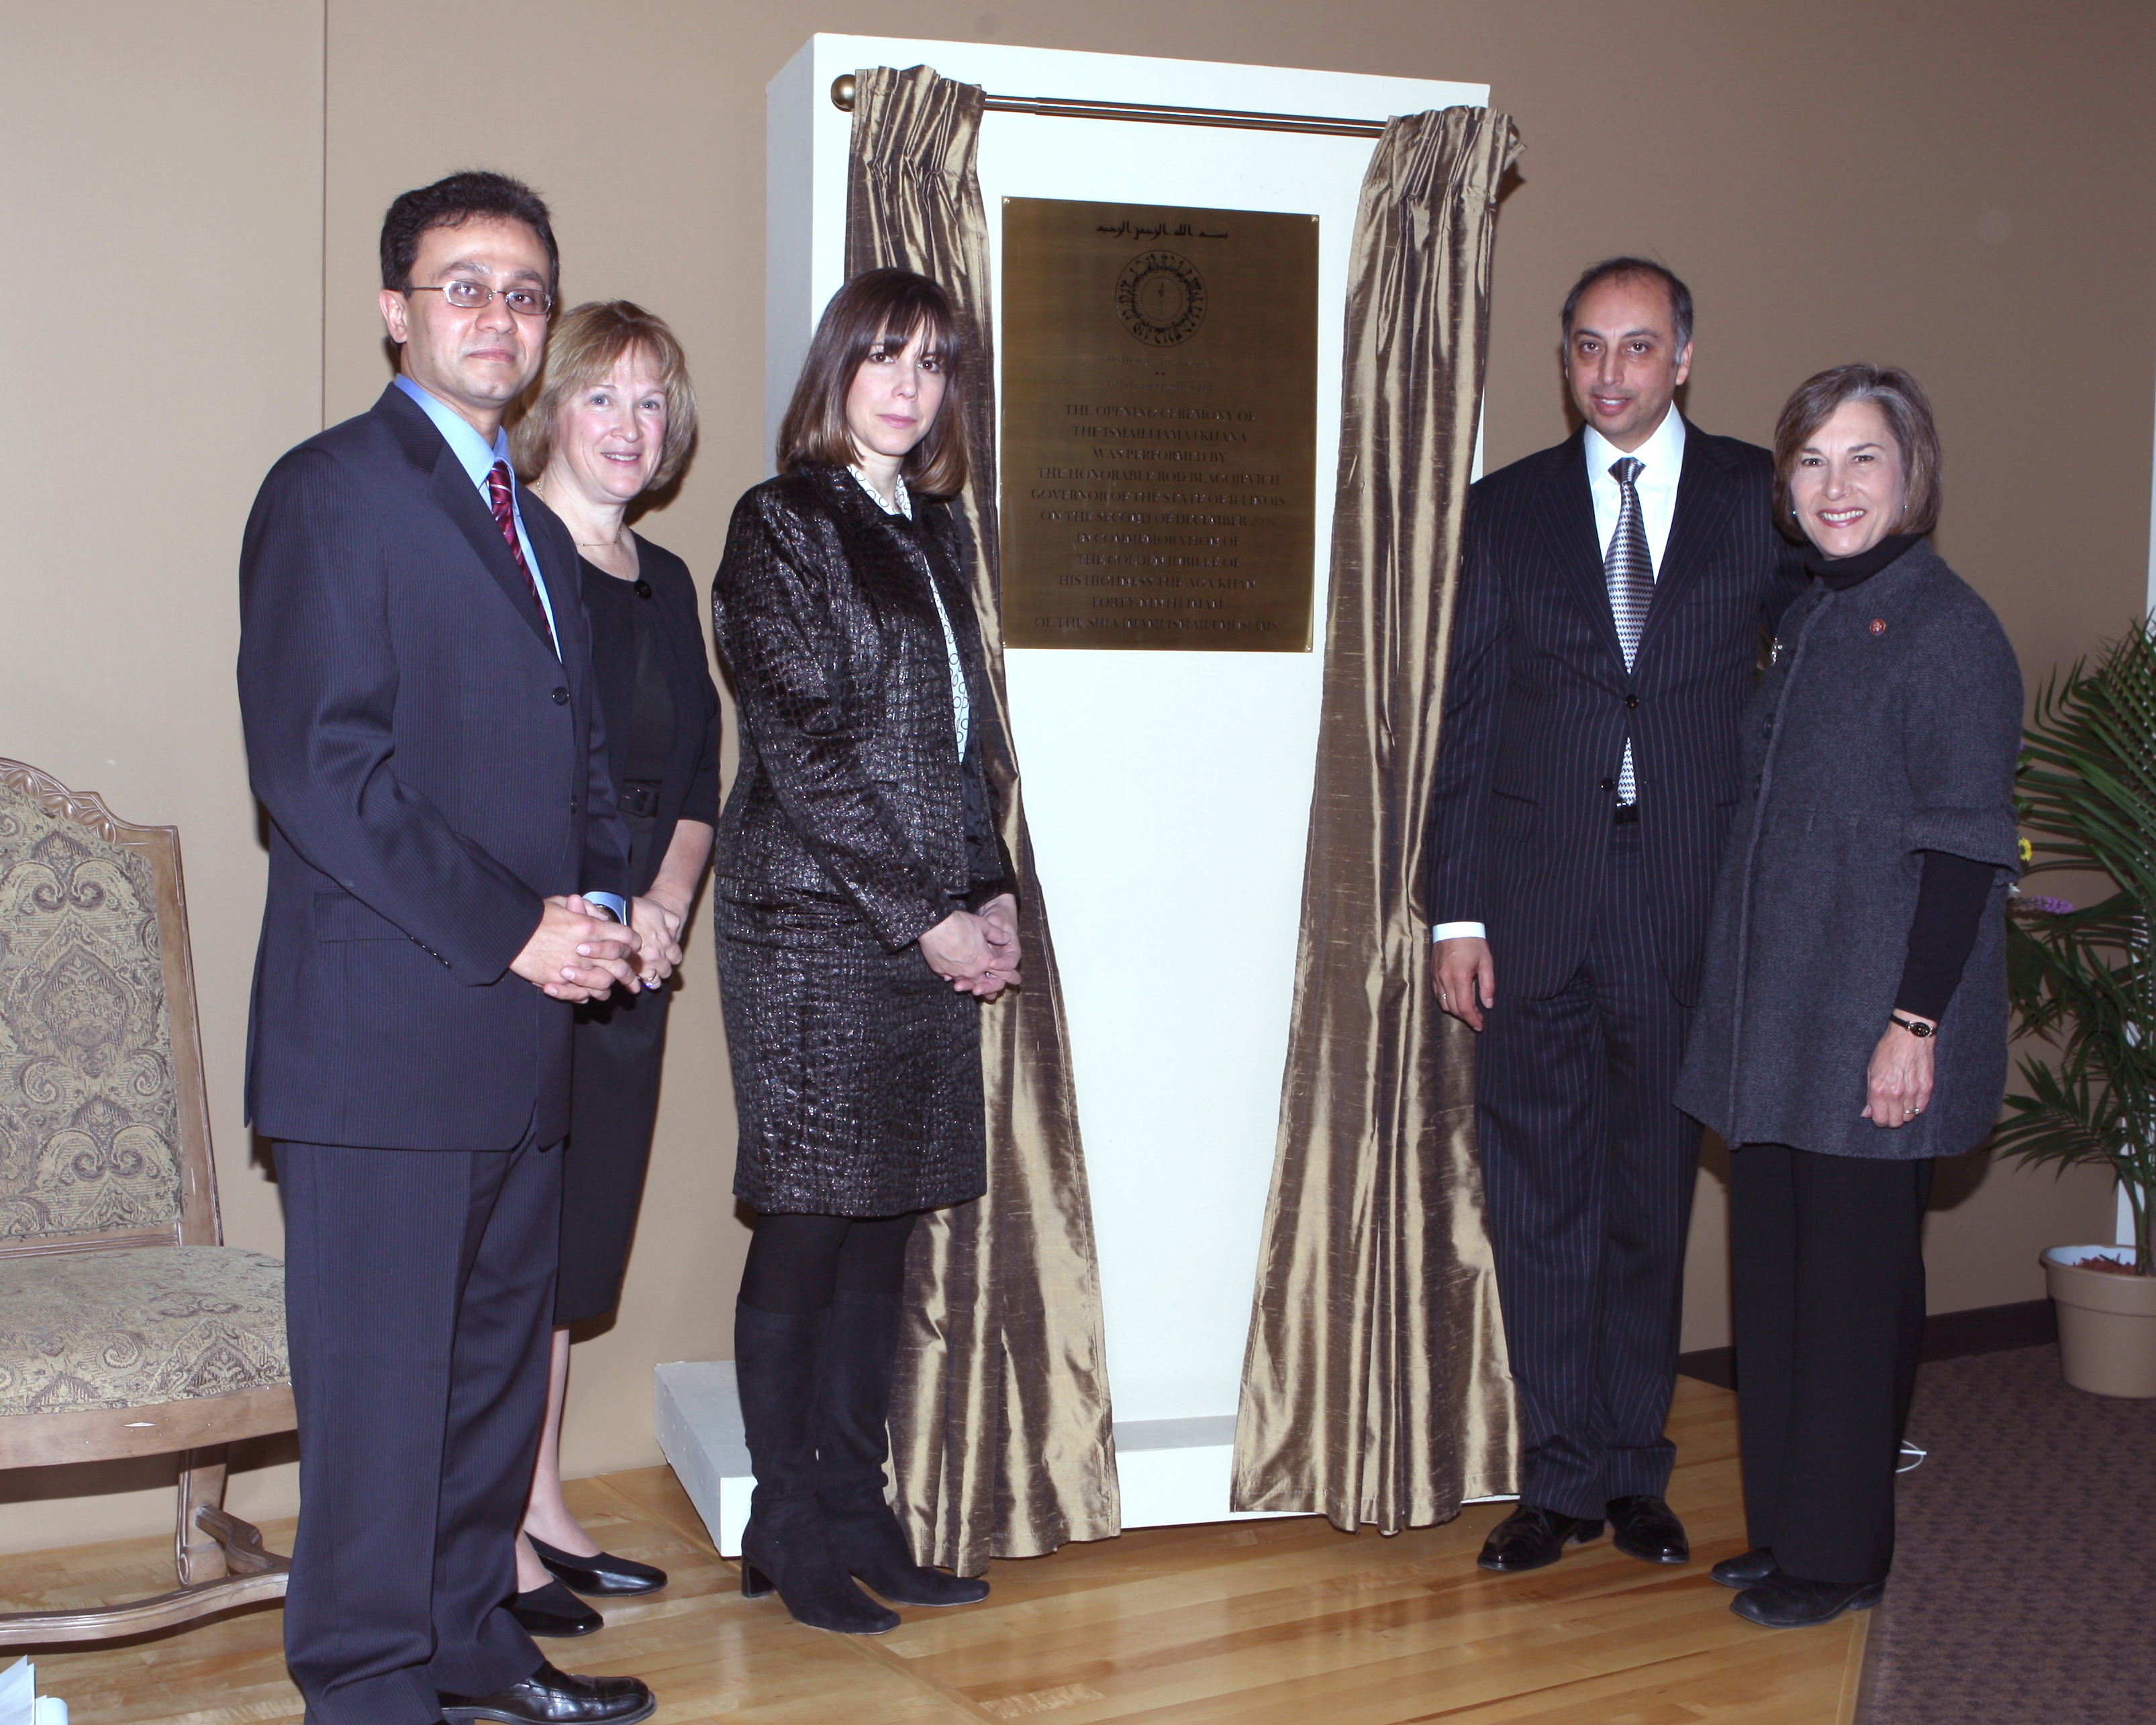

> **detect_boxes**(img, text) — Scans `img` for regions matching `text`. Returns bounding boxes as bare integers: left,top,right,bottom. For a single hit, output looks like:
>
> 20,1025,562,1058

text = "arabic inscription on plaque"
998,198,1318,651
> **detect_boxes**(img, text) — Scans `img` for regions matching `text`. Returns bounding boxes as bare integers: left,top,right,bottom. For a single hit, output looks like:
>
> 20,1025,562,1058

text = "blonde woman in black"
505,301,719,1636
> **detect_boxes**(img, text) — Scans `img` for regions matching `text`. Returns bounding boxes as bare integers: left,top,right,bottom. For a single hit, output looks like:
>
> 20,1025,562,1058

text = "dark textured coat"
238,383,632,1151
1673,542,2023,1160
708,466,1013,1216
1426,425,1806,1005
710,466,1013,948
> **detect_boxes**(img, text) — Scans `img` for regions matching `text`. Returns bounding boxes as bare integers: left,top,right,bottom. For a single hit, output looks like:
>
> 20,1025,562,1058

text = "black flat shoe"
1710,1548,1780,1589
1606,1494,1689,1565
440,1659,655,1723
1477,1504,1605,1573
508,1579,602,1638
1731,1573,1885,1628
529,1535,667,1597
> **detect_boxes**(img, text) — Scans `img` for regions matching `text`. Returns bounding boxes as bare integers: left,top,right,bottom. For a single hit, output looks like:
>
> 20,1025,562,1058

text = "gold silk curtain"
845,64,1120,1574
1232,106,1524,1533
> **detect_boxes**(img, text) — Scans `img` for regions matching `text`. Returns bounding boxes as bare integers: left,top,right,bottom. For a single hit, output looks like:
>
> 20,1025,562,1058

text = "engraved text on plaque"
999,198,1319,651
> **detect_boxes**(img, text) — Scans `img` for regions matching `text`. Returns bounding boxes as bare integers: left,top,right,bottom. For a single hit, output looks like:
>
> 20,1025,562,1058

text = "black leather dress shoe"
530,1535,667,1597
440,1660,655,1724
508,1579,602,1637
1731,1573,1885,1628
1710,1547,1781,1589
1477,1504,1605,1573
1606,1494,1689,1565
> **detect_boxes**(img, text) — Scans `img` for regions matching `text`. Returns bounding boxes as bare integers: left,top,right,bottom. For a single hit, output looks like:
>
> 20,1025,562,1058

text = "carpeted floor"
1859,1344,2156,1724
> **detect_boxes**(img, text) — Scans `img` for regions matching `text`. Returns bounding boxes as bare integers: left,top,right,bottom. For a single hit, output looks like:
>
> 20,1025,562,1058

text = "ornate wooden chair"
0,758,293,1643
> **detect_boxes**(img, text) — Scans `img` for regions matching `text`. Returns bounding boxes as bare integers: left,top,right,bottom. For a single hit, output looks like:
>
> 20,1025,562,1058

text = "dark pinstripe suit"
238,384,630,1723
1428,422,1802,1517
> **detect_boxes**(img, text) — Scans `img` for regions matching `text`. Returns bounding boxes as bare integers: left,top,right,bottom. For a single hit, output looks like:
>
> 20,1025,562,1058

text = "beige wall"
1,0,2146,1555
0,0,324,1553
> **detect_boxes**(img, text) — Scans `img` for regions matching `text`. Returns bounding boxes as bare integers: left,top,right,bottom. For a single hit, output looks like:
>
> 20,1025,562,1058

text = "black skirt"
557,979,669,1324
716,889,985,1218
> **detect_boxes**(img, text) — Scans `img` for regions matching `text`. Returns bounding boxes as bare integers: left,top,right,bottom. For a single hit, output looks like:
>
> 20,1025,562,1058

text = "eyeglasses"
406,280,554,317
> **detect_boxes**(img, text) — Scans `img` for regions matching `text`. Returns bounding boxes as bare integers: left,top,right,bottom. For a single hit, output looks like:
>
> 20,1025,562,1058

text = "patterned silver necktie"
1606,456,1654,805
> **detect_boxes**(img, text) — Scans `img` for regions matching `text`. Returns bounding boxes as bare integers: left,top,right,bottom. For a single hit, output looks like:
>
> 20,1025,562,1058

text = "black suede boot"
733,1301,899,1634
816,1288,989,1607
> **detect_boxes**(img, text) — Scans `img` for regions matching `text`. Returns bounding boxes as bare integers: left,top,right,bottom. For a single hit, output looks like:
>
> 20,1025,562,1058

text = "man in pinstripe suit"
1427,258,1804,1573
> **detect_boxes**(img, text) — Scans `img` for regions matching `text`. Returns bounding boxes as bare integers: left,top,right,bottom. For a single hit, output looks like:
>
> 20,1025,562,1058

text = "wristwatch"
1889,1012,1935,1038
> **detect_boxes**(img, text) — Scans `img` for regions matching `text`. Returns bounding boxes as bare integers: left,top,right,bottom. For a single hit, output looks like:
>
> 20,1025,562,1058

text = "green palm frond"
2008,619,2156,1273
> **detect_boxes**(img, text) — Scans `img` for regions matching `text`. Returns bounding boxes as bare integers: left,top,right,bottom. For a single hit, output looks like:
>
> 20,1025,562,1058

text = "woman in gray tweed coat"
1675,366,2021,1629
711,270,1019,1634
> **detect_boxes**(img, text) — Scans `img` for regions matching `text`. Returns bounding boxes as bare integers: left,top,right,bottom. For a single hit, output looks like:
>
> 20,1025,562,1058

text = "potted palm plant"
1997,620,2156,1397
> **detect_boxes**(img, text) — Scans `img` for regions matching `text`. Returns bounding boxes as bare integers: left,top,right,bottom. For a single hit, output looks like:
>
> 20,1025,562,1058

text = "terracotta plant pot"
2043,1245,2156,1398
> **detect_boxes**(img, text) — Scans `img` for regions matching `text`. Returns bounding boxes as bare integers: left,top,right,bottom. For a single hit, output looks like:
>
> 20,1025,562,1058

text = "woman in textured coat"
710,269,1018,1634
1674,366,2021,1629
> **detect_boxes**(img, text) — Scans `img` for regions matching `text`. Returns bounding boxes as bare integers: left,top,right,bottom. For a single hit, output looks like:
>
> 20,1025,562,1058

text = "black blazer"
709,466,1014,952
238,383,632,1150
583,536,723,894
1426,423,1804,1005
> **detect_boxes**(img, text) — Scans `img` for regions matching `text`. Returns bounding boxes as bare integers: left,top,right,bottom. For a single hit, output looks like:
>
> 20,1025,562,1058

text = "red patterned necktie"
486,460,557,652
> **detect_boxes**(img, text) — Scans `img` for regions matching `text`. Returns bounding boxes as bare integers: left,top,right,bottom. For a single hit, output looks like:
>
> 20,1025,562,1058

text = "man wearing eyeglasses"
238,172,656,1725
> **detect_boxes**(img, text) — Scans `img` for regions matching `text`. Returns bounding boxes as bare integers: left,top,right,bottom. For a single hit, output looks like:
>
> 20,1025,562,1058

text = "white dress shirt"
1432,408,1689,946
848,466,971,758
1585,405,1686,577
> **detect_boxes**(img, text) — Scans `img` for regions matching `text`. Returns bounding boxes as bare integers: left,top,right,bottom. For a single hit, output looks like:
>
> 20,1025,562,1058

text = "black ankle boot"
733,1301,899,1634
816,1288,989,1608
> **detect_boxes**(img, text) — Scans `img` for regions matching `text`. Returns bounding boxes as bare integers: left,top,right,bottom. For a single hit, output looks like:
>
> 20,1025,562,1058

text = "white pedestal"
656,1360,1295,1558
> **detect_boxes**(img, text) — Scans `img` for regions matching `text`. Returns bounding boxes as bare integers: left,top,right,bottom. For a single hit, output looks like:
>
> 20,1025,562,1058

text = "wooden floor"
7,1378,1864,1724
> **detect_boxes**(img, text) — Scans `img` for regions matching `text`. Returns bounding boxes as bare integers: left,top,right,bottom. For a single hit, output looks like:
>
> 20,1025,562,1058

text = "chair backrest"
0,759,218,1256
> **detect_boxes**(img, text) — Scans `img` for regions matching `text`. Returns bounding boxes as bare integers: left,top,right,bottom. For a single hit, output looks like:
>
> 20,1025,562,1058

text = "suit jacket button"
551,687,569,705
1625,695,1640,709
1600,777,1618,793
570,798,580,814
634,580,653,599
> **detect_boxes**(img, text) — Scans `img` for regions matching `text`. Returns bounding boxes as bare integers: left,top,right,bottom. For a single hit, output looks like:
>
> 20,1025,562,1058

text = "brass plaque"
998,198,1318,650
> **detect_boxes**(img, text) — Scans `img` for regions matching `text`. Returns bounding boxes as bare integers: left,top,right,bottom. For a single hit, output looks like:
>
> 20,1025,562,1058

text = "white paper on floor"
0,1657,68,1724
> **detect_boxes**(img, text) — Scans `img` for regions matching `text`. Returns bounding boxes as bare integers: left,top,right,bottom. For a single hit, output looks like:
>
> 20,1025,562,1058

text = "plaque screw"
831,73,857,112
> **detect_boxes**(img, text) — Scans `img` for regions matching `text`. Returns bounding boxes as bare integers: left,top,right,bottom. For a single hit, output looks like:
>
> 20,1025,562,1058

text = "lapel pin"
1871,618,1888,635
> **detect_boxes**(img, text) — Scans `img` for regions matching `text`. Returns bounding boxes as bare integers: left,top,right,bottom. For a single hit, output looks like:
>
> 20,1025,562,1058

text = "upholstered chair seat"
0,1246,287,1418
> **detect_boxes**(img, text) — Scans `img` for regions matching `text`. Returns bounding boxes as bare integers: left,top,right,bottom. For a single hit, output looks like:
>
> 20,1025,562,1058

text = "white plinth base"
654,1361,754,1557
655,1361,1304,1557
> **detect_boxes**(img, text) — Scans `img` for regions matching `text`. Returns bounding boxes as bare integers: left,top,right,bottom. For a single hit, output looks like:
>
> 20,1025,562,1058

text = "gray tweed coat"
1673,540,2022,1160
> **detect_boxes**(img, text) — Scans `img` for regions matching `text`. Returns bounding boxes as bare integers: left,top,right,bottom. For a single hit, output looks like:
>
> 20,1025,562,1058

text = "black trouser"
1730,1142,1932,1584
276,1138,558,1725
1477,824,1698,1517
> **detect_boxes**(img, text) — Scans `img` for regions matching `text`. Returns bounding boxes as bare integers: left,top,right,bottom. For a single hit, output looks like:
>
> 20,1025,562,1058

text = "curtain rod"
828,73,1387,139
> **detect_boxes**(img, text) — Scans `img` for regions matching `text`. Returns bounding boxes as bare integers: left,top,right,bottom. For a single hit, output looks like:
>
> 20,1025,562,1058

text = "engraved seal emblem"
1116,250,1207,347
